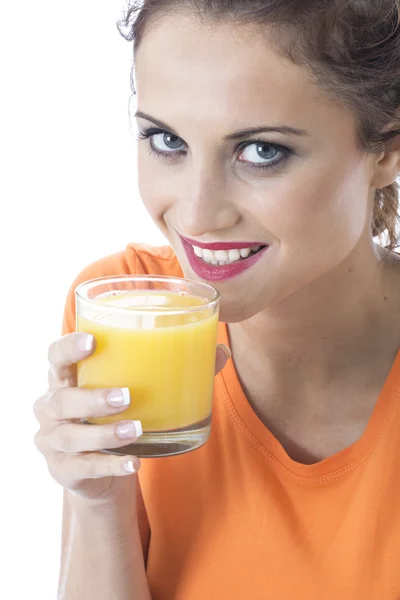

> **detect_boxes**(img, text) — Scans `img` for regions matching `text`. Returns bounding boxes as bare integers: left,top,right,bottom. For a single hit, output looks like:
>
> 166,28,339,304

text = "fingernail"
108,388,130,407
77,334,94,352
116,420,143,439
219,344,232,361
124,460,137,473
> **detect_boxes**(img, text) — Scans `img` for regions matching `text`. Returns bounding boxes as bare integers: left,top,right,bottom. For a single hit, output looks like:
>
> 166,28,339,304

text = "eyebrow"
135,111,308,140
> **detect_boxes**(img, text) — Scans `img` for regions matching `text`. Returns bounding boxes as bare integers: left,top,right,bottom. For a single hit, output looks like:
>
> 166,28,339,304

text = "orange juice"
77,290,219,431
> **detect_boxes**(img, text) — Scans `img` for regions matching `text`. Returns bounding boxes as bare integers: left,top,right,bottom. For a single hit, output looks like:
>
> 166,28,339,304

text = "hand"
33,332,231,504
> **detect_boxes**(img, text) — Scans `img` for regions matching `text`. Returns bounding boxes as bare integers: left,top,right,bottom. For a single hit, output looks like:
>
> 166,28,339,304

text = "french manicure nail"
108,388,130,407
124,460,137,473
116,420,143,439
77,334,94,352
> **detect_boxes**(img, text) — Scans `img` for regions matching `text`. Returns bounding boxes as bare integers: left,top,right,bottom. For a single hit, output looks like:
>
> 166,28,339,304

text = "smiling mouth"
189,243,267,266
179,234,270,282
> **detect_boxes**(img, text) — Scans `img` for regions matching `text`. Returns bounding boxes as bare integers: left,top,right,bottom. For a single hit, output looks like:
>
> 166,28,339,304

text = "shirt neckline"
217,321,400,483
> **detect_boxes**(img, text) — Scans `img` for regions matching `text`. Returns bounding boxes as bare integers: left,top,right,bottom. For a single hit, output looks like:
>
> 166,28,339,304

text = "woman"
33,1,400,598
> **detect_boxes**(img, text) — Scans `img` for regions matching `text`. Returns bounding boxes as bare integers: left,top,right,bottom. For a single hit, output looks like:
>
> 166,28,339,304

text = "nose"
177,161,240,238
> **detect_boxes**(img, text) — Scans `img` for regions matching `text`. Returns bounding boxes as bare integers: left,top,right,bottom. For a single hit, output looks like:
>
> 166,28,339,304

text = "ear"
370,130,400,189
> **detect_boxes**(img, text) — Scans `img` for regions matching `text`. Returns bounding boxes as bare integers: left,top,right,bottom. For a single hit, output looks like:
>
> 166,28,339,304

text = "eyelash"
136,126,292,171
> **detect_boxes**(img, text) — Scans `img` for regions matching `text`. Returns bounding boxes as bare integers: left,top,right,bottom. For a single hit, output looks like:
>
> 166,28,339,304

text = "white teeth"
203,249,215,260
193,246,203,257
228,249,241,261
215,250,229,261
191,243,264,266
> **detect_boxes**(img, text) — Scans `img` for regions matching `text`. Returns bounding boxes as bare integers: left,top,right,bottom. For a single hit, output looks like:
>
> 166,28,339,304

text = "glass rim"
75,274,221,315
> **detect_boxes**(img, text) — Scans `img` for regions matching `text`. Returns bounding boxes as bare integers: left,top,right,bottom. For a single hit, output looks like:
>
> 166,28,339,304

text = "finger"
48,333,97,390
48,363,77,390
74,452,142,479
48,333,97,379
49,452,141,488
215,344,231,375
33,394,46,422
44,386,131,422
50,420,143,453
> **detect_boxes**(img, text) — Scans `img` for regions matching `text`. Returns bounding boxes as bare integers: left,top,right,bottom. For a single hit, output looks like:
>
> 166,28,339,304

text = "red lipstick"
179,234,265,251
178,233,269,282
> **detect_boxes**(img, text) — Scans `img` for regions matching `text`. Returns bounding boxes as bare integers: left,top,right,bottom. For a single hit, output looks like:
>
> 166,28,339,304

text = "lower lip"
180,239,269,282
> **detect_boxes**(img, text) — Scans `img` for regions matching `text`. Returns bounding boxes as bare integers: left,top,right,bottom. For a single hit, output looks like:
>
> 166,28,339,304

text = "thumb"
215,344,232,375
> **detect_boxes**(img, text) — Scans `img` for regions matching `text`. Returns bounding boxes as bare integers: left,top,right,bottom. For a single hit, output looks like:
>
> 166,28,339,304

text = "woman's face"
134,15,377,323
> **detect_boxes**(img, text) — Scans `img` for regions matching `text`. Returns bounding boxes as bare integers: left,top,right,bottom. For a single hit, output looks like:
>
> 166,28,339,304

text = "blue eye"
137,127,186,156
237,142,284,166
137,126,292,171
151,132,185,152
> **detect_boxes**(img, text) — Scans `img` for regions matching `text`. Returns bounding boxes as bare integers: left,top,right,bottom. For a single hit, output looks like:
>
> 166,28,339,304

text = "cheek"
268,157,370,253
137,153,173,226
239,158,372,309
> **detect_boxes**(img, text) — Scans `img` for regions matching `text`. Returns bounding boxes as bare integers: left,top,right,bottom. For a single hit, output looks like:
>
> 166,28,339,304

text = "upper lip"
179,233,267,251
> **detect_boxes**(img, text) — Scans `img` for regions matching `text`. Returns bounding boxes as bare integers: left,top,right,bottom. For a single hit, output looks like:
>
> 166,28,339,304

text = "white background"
2,1,399,599
2,1,166,598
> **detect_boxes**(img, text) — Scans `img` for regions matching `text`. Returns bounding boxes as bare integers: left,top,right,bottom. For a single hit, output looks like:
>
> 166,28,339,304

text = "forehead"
134,14,352,134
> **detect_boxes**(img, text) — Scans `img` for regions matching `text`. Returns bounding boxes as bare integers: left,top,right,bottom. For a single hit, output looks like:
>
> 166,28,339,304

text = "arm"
57,259,151,599
58,487,152,600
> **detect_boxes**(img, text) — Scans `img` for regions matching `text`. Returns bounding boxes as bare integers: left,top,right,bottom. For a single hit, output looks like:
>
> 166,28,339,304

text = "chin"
218,301,259,324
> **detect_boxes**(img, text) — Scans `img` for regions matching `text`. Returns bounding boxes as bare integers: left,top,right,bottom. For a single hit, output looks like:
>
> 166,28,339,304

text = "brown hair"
117,0,400,251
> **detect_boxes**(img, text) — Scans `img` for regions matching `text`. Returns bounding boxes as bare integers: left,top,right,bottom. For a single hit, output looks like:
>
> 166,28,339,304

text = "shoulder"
69,242,181,284
129,242,183,277
61,242,182,335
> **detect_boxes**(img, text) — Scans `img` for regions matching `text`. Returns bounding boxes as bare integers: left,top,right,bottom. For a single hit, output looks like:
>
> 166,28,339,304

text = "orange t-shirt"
62,242,400,600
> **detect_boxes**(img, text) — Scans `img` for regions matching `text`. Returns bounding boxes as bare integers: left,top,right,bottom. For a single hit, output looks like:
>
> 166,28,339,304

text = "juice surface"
77,291,219,430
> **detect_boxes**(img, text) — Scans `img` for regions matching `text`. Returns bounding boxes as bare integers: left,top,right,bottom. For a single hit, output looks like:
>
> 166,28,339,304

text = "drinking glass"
76,275,220,458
